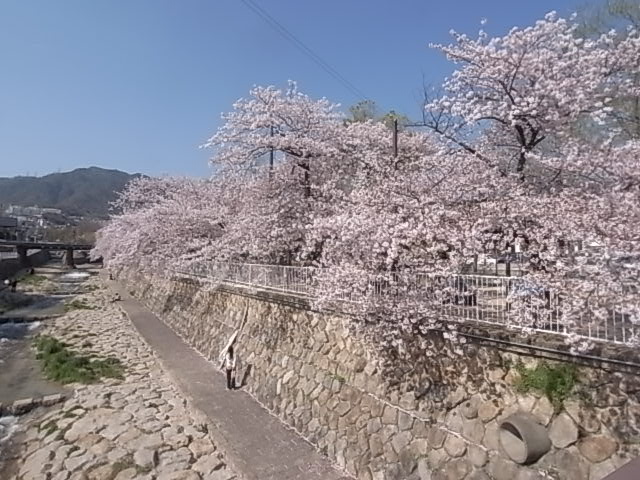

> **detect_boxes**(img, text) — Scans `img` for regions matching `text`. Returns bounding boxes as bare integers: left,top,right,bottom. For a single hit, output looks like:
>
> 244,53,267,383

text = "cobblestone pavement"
4,274,238,480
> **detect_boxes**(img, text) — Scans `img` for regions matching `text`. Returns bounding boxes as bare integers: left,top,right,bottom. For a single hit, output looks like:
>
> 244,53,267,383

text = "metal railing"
172,262,638,347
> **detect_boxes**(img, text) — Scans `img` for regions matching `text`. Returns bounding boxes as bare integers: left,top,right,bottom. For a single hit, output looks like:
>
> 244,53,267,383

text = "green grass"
514,361,579,410
38,420,58,436
34,335,124,384
18,274,48,286
64,299,97,312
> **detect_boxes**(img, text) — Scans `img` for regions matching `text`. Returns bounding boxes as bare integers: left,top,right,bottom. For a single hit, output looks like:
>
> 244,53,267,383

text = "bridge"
0,239,94,268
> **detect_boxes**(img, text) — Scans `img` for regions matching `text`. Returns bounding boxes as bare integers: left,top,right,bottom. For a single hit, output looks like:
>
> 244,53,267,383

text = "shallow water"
0,321,40,342
61,271,90,280
0,416,17,444
0,323,63,405
0,415,20,478
0,321,41,367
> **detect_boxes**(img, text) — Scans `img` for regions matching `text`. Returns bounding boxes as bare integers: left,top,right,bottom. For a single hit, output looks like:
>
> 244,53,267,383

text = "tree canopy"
94,11,640,352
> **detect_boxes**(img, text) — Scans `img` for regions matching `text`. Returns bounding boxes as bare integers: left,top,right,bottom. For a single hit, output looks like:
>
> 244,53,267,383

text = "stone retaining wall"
122,271,640,480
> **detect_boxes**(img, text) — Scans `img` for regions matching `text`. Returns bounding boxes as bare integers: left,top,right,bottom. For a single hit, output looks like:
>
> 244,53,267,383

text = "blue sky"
0,0,580,178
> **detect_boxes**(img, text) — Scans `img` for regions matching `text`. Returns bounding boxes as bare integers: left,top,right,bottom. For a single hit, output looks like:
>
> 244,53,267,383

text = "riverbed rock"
10,397,39,415
42,393,66,406
134,447,158,469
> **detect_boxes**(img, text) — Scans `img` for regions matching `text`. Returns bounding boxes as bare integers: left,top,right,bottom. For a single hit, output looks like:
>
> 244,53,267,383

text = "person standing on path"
221,345,237,390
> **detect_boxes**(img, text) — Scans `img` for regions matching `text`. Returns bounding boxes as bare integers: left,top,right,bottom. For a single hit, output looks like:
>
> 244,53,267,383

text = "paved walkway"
111,280,350,480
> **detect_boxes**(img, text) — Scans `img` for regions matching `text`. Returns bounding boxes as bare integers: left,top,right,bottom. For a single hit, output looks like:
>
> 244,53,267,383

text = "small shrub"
514,361,578,410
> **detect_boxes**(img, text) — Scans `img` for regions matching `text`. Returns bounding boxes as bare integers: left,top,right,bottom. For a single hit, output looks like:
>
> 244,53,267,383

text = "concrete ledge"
0,393,66,416
0,315,62,325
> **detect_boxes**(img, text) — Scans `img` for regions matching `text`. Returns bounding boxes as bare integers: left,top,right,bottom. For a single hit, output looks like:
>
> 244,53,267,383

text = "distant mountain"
0,167,142,218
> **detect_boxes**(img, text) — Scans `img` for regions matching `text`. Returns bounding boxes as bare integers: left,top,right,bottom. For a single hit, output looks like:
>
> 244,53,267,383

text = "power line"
239,0,369,101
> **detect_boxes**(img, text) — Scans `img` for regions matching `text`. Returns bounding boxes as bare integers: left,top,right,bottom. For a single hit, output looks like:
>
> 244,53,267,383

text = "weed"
19,275,48,286
331,373,346,384
514,361,579,410
33,335,124,384
38,420,58,436
64,299,96,312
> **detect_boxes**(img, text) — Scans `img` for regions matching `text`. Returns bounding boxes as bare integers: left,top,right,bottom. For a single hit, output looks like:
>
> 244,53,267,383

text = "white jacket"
221,351,236,371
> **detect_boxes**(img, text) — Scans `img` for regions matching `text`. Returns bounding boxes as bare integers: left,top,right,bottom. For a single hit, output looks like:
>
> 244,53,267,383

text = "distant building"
2,205,67,241
0,216,18,240
5,204,62,217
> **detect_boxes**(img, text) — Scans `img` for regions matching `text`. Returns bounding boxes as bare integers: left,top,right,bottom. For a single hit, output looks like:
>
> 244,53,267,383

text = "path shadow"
239,364,252,389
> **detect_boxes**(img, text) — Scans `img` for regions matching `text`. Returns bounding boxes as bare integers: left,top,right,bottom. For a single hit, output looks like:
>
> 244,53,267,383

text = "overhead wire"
238,0,369,101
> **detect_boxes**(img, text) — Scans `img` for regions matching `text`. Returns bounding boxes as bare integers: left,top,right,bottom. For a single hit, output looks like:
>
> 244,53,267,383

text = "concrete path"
111,280,350,480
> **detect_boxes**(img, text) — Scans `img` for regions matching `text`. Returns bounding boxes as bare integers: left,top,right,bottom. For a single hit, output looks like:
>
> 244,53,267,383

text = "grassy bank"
63,299,97,312
18,274,48,286
34,335,124,384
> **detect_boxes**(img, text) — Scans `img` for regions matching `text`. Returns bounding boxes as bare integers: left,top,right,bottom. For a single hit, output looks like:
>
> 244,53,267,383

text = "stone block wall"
122,271,640,480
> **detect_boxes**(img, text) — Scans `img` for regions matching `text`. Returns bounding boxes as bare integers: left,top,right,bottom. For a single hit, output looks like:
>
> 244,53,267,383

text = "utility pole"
269,126,274,178
393,119,398,157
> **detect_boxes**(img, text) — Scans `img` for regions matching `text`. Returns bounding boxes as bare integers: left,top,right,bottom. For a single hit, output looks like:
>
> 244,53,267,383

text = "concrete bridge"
0,240,94,268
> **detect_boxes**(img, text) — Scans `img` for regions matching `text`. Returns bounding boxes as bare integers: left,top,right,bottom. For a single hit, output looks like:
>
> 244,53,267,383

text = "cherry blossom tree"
93,12,640,352
311,12,640,351
201,82,352,263
203,81,345,190
93,176,233,273
425,12,639,176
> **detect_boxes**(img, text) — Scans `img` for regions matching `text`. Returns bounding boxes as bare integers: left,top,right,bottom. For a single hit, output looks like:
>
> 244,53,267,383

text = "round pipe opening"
499,412,551,465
